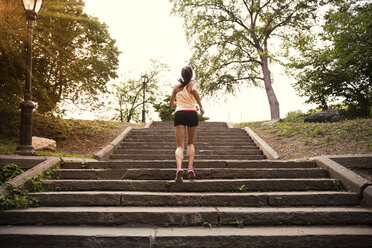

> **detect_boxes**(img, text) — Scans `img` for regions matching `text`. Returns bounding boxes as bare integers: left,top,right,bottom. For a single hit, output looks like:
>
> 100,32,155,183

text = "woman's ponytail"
178,66,193,88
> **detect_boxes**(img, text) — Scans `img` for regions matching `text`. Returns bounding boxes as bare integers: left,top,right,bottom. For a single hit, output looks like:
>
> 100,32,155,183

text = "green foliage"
0,0,120,115
170,0,322,94
240,118,372,151
32,113,118,142
34,151,88,158
0,139,17,155
235,219,245,228
30,167,58,192
0,163,24,185
170,0,325,119
154,96,176,121
284,0,372,117
0,186,38,210
111,60,170,123
0,113,120,156
284,111,305,123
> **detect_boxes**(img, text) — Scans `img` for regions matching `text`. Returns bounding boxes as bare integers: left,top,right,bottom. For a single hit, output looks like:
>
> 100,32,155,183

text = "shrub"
284,110,305,123
0,186,38,210
0,163,24,185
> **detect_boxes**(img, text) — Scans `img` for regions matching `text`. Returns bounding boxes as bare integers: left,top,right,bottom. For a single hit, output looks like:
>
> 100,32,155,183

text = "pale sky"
82,0,316,123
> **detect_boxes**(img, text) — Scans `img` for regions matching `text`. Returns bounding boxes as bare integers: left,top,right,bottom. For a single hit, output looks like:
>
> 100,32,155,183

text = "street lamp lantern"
21,0,43,15
16,0,43,155
141,75,148,123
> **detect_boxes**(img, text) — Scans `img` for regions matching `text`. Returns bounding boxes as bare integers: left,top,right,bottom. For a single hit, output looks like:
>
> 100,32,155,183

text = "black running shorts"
174,111,199,127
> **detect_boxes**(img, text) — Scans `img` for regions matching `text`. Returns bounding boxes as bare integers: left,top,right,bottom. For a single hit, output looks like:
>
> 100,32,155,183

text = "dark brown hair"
178,66,193,88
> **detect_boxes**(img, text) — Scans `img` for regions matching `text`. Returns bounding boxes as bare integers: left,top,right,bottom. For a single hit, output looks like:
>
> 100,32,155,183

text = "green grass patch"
34,150,91,159
240,118,372,154
32,114,119,142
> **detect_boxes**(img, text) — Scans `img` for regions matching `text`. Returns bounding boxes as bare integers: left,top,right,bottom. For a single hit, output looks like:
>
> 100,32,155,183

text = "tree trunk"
260,55,280,119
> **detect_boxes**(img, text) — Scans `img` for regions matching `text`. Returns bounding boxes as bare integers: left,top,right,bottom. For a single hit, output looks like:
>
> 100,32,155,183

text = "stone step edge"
61,160,317,169
27,191,361,207
2,206,371,226
1,225,371,248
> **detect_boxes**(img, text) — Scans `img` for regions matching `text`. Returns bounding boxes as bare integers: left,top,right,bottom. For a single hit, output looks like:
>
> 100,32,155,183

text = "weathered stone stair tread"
41,178,342,192
61,160,318,169
115,148,260,154
55,168,328,179
110,154,266,160
119,143,258,149
121,141,256,145
125,135,252,140
1,226,371,248
1,206,371,226
131,131,246,135
28,191,361,207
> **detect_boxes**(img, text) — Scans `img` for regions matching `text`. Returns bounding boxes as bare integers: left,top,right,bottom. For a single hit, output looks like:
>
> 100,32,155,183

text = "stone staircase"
1,121,372,247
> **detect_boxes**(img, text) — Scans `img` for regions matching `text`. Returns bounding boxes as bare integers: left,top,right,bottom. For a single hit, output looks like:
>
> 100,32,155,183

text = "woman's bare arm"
190,83,205,115
170,86,178,107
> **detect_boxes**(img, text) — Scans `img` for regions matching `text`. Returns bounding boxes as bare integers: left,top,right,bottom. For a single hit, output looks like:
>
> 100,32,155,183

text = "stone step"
1,206,371,226
125,136,252,142
119,143,258,149
40,178,342,192
61,160,318,169
114,148,260,155
152,121,227,126
28,191,360,207
120,141,256,146
0,225,372,248
109,154,266,160
1,225,371,248
131,130,246,135
55,168,328,180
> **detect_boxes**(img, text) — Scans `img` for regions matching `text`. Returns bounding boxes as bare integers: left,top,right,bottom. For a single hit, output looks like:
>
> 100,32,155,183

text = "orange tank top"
175,85,197,112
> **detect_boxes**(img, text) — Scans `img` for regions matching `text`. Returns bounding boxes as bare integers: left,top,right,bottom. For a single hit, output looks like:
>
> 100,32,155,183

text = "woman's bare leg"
186,126,198,170
175,125,185,169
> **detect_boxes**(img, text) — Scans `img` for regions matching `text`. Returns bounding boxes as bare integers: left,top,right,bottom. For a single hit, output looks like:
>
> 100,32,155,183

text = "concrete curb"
242,127,279,160
226,122,235,129
93,122,153,161
314,155,372,207
94,126,133,161
0,157,60,196
144,121,153,128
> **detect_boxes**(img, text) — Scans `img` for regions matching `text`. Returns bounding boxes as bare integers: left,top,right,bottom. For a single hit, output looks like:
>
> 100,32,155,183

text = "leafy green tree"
153,96,176,121
111,60,170,123
285,0,371,117
0,0,119,115
170,0,326,119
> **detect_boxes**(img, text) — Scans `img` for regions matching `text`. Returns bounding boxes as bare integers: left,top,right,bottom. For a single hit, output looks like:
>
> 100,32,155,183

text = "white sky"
82,0,317,123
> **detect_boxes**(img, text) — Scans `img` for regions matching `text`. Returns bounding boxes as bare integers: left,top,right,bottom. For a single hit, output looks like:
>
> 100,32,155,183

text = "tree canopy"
0,0,120,115
111,60,170,123
170,0,326,119
284,0,371,117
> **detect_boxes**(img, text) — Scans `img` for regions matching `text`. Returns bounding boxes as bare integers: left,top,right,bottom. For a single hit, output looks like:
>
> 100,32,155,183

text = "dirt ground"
56,123,144,156
252,128,371,160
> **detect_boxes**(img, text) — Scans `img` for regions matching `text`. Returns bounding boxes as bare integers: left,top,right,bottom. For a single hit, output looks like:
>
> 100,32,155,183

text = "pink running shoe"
175,168,183,184
188,167,196,179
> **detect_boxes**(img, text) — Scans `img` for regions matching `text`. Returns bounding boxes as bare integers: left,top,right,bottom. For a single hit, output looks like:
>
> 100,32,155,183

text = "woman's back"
175,84,197,112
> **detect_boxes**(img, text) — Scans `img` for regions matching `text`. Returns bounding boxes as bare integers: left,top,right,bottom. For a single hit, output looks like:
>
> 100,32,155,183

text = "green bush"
0,163,24,185
0,186,38,210
284,110,305,123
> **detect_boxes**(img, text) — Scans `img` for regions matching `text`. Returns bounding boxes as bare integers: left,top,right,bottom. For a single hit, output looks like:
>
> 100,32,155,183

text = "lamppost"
141,75,148,123
16,0,43,155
